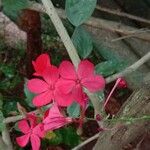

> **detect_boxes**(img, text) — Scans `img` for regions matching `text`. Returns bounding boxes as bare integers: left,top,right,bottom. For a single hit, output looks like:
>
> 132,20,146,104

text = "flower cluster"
16,104,72,150
28,53,105,107
16,53,105,150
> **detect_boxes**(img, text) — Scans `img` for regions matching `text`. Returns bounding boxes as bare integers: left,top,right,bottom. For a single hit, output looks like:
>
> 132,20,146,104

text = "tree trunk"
19,9,43,78
94,84,150,150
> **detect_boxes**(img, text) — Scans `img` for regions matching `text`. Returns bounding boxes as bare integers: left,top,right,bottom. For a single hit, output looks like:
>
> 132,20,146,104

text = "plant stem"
41,0,80,68
72,133,99,150
96,6,150,25
106,51,150,83
104,78,121,107
2,125,13,150
0,136,7,150
105,115,150,123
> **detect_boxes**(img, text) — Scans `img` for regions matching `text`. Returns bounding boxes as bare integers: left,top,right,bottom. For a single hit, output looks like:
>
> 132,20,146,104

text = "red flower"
117,78,128,88
43,103,72,131
16,114,44,150
32,53,51,76
58,60,105,105
27,66,73,107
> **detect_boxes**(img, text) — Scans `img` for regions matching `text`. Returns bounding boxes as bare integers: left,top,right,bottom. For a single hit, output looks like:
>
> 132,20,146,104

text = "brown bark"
94,85,150,150
18,9,42,78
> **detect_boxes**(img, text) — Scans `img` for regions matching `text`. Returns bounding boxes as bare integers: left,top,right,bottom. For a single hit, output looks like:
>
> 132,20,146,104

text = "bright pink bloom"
16,114,44,150
118,78,127,88
27,66,73,107
32,53,51,76
58,60,105,104
43,103,72,131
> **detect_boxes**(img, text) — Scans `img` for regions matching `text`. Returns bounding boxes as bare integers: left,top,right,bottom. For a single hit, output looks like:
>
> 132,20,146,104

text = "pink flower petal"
32,53,51,76
44,119,68,131
33,123,45,138
30,134,41,150
59,61,77,80
43,104,72,131
72,85,83,104
43,103,64,124
43,66,59,85
56,78,75,94
18,120,30,134
16,134,30,147
44,103,63,121
81,75,105,92
55,90,73,106
77,60,94,79
27,79,49,94
32,91,53,107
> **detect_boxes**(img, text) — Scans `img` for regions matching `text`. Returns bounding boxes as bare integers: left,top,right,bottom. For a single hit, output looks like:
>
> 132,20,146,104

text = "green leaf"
93,41,119,61
72,26,93,58
0,63,15,78
2,0,29,21
24,78,35,108
60,126,81,148
3,100,18,117
48,130,63,145
95,61,117,77
93,41,128,69
66,0,97,26
0,111,5,132
67,102,80,118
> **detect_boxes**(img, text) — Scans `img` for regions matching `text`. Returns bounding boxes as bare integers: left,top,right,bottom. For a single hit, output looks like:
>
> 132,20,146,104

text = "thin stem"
72,133,99,150
106,52,150,83
111,28,150,42
41,0,80,68
3,109,40,124
104,78,121,107
105,115,150,123
96,6,150,25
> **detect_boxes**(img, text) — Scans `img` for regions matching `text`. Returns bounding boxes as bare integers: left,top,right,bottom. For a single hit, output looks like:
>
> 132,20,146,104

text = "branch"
72,133,99,150
3,109,40,124
0,136,7,150
40,0,80,68
96,6,150,25
2,125,13,150
106,51,150,83
29,2,150,42
111,28,150,42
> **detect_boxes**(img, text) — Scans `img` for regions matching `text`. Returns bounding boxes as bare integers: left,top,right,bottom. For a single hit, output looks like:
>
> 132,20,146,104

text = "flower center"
76,79,81,84
49,85,55,90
